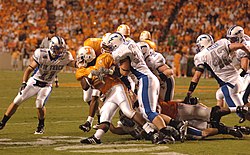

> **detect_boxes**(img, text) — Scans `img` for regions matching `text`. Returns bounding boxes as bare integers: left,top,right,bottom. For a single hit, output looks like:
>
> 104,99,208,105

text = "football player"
185,34,250,121
75,46,168,144
138,30,175,101
110,99,248,140
116,24,133,41
0,36,76,134
225,25,250,122
109,32,188,143
78,34,112,132
40,29,60,88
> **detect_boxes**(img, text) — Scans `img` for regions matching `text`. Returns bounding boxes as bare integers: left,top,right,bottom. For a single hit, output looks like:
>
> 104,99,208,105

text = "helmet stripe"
55,36,62,45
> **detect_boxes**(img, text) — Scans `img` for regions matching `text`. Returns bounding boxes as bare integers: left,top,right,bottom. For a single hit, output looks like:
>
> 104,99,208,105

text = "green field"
0,70,249,155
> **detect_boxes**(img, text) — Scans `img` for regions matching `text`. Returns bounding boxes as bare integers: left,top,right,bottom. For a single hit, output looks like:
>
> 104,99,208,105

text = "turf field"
0,70,249,155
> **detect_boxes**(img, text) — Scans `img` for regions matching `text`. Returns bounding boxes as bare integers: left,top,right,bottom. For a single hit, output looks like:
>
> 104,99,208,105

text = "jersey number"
40,71,56,81
210,47,232,69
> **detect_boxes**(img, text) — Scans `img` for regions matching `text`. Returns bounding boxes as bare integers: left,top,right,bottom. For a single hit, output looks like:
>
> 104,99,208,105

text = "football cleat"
239,117,246,123
234,126,250,135
80,135,101,144
79,121,91,132
34,125,44,134
0,122,5,130
228,127,243,138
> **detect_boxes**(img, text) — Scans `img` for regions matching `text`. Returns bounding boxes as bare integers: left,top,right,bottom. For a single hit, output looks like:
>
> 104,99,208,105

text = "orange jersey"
75,53,123,94
158,100,178,119
84,38,102,57
143,40,157,51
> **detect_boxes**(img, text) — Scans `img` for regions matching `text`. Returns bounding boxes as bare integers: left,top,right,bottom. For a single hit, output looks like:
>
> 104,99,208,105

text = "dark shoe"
80,135,101,144
234,126,250,135
239,117,246,123
228,127,243,138
34,125,44,134
0,122,5,130
79,121,91,132
55,81,59,88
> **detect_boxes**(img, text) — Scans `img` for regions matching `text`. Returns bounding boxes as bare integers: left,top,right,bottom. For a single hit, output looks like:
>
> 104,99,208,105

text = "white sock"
87,116,94,126
94,129,105,139
142,122,154,134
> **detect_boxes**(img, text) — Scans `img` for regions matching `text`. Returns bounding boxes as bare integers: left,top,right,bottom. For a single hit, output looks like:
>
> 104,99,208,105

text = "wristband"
188,81,198,92
239,68,247,77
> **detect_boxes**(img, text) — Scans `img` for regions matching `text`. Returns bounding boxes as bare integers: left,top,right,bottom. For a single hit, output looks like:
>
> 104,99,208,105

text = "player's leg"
219,84,244,123
34,86,52,134
55,75,59,88
0,78,39,130
138,76,176,143
80,101,119,144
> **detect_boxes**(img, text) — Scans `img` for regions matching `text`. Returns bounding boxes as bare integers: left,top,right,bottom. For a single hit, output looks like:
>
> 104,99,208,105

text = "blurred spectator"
21,43,31,70
173,49,182,78
180,52,188,78
0,0,249,75
11,47,21,71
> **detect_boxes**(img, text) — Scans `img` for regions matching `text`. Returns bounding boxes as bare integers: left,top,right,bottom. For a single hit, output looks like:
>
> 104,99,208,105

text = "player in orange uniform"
75,46,169,144
83,37,102,57
79,35,110,130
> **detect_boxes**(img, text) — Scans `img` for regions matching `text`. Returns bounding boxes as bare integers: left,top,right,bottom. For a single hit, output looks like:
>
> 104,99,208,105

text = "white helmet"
196,34,214,52
49,36,66,57
139,31,151,41
101,32,112,53
226,25,244,43
76,46,96,68
107,32,125,51
116,24,130,37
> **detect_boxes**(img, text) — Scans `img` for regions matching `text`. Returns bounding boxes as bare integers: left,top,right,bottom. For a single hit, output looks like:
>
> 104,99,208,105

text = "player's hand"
239,68,247,77
183,95,191,104
19,82,27,95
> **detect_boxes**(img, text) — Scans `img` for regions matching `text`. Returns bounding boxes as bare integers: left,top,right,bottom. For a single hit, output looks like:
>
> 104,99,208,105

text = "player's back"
194,38,239,86
112,41,153,79
84,38,102,57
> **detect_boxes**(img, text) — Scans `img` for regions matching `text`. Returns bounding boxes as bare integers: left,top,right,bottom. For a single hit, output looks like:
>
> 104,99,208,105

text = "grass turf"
0,70,249,155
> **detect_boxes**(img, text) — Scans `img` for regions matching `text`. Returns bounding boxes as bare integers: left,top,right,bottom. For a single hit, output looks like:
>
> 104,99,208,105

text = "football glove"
19,82,27,95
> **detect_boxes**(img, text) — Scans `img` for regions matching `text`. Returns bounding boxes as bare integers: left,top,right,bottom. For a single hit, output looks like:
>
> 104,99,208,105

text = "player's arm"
229,43,250,54
187,64,204,96
157,64,174,78
19,59,38,94
239,57,249,77
80,76,92,90
119,57,131,76
22,59,38,83
67,60,78,68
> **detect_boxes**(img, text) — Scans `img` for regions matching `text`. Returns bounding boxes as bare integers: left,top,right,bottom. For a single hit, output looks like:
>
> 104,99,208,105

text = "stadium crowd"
0,0,249,74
